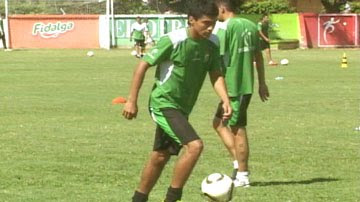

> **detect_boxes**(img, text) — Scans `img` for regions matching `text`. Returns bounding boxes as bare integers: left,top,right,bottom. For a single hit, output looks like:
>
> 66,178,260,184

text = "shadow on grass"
251,177,339,187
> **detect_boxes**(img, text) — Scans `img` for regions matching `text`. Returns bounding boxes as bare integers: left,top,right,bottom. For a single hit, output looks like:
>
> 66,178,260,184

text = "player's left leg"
140,40,146,57
213,107,238,178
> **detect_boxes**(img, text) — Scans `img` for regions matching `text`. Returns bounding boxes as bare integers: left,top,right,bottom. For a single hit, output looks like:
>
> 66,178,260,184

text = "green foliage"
238,0,296,14
114,0,158,14
348,2,360,13
321,0,347,13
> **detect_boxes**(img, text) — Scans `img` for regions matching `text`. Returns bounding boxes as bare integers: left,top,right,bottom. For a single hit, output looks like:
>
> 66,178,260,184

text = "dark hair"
215,0,238,12
260,14,268,20
187,0,219,20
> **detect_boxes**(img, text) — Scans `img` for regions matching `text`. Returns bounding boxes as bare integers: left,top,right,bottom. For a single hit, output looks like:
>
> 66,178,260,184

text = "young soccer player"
122,1,232,201
130,16,147,58
258,14,278,66
213,0,270,187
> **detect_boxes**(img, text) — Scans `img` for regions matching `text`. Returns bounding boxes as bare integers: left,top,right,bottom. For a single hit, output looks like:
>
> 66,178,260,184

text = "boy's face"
262,16,269,23
188,15,217,39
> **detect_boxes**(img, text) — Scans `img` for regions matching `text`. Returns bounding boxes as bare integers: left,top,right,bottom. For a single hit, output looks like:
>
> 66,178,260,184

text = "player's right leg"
150,108,202,202
132,150,171,202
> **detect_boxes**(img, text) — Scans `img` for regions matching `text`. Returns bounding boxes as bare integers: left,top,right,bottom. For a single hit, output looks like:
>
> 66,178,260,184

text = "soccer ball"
87,51,94,57
201,173,233,202
280,58,289,65
130,50,137,56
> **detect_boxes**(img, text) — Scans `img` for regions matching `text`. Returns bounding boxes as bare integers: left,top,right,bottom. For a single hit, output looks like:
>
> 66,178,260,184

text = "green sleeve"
257,22,262,31
143,36,173,66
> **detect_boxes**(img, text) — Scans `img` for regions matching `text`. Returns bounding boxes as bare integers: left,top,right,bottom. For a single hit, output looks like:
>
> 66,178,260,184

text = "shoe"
135,54,141,58
233,176,250,188
268,61,278,66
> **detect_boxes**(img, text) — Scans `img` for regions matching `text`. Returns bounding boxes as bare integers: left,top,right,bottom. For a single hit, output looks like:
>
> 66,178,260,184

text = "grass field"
0,48,359,202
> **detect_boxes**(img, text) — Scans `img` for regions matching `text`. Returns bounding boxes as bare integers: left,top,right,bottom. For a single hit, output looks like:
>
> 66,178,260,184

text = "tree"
321,0,349,13
156,0,245,14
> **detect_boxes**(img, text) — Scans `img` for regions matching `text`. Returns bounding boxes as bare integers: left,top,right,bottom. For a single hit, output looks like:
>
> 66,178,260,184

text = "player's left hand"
259,84,269,102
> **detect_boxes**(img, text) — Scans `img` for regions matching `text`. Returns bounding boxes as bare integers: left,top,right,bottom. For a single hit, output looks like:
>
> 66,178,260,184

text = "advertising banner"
318,14,357,47
8,15,99,49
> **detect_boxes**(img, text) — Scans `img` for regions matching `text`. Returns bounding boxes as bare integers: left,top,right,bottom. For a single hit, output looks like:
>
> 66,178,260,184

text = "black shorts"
215,94,252,127
260,40,270,50
134,39,145,47
150,108,200,155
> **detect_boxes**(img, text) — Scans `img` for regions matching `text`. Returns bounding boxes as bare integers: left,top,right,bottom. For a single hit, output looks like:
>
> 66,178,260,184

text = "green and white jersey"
131,22,146,40
215,18,260,96
143,28,221,115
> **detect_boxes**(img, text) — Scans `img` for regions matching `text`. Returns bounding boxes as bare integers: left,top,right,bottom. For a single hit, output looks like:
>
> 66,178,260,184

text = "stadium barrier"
4,13,359,49
8,15,99,49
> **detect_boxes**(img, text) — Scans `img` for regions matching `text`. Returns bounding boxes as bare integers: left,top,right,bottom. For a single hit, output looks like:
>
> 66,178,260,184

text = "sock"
132,190,148,202
231,160,239,179
233,160,239,169
164,186,183,202
236,171,249,179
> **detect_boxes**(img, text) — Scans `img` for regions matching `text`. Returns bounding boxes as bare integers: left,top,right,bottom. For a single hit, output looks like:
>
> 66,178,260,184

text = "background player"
213,0,270,188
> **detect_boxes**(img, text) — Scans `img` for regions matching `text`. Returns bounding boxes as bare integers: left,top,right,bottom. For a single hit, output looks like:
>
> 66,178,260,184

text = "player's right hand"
122,101,138,120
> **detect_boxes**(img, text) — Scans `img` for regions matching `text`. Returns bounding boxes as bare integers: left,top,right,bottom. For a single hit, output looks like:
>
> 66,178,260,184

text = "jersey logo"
204,53,210,63
192,51,201,61
238,28,255,53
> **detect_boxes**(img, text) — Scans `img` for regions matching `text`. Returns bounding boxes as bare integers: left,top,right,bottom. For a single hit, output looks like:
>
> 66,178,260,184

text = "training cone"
112,96,127,104
341,52,348,68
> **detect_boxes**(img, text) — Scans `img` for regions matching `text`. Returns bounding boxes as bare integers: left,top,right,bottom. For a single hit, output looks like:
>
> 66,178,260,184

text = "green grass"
0,49,359,202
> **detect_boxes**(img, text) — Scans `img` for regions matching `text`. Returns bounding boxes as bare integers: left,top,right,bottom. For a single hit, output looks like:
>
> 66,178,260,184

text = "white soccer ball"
87,51,94,57
280,58,289,65
201,173,233,202
131,50,137,56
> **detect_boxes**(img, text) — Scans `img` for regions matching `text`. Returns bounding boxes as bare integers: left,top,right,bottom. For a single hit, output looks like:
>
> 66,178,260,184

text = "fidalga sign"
32,21,74,39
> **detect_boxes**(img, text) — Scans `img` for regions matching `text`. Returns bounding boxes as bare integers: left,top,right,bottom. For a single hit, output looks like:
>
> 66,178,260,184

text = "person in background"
258,14,277,66
213,0,270,188
130,16,147,58
143,18,155,47
0,14,7,49
123,1,232,201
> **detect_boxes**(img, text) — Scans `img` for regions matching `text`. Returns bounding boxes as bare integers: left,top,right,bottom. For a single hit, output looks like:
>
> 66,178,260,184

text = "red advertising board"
8,15,99,49
318,14,357,47
299,13,318,48
358,15,360,46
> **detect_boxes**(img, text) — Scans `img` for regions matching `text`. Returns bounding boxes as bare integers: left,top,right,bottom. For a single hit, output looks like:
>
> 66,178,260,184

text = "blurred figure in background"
130,16,146,58
258,14,277,66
